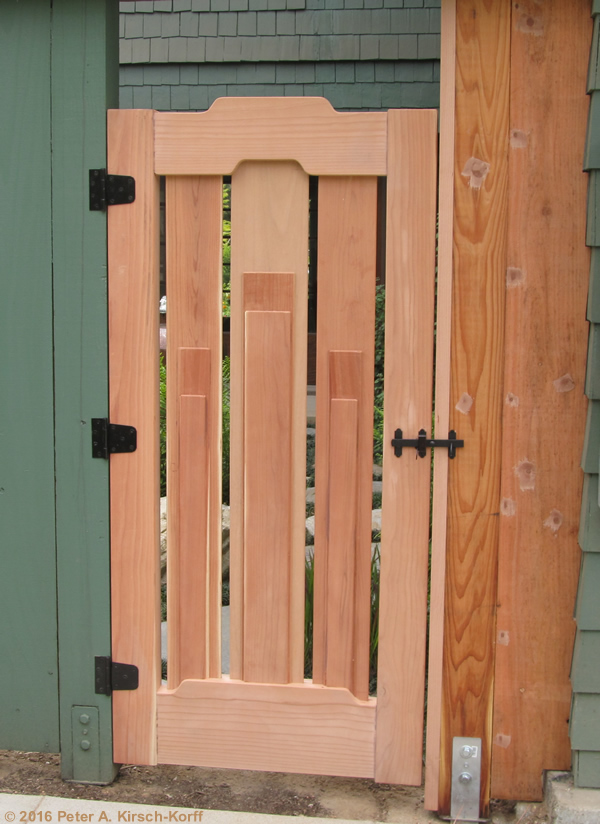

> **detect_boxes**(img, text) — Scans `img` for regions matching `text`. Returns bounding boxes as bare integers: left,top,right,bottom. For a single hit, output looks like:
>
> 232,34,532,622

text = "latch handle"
391,429,464,459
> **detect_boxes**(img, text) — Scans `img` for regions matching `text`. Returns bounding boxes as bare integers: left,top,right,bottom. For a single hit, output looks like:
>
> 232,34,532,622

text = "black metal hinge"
95,656,139,696
392,428,464,459
91,418,137,459
89,169,136,211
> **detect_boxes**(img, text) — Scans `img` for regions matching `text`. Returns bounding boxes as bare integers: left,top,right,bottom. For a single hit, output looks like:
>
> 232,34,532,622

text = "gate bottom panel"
157,679,376,777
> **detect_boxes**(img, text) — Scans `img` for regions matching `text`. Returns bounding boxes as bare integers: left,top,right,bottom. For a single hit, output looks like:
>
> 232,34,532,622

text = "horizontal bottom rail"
158,678,376,777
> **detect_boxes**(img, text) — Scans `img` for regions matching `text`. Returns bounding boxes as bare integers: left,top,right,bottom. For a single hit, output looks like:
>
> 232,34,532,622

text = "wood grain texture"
154,98,386,177
165,177,223,682
243,309,293,683
439,0,510,813
166,177,223,688
229,162,309,683
492,0,590,801
108,109,161,765
168,348,212,686
157,679,375,777
424,0,456,811
375,109,437,786
312,179,377,703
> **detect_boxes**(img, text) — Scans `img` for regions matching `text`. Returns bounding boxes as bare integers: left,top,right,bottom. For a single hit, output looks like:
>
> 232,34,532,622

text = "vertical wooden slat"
439,0,511,813
425,0,456,811
229,162,308,683
325,397,360,692
375,109,437,785
243,309,293,683
165,176,223,683
313,178,377,703
108,109,160,765
492,0,590,801
178,393,209,677
168,347,212,686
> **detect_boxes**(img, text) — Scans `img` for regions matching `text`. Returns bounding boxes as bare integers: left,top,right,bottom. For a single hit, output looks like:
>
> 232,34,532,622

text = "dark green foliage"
373,284,385,466
222,355,231,505
159,353,167,497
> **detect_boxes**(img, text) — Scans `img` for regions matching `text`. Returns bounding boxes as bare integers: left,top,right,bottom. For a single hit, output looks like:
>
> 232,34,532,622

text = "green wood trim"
573,751,600,789
589,13,600,93
582,400,600,473
571,631,600,692
586,323,600,399
570,693,600,750
0,0,60,753
576,552,600,629
52,0,119,784
579,474,600,551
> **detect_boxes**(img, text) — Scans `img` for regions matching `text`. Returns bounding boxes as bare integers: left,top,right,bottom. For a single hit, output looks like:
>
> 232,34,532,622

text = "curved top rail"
153,97,388,176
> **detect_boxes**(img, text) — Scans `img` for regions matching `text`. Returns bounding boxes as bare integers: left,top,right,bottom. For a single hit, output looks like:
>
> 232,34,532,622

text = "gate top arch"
154,96,388,176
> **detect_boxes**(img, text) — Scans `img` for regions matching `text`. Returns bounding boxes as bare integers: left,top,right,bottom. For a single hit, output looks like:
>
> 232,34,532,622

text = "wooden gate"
108,98,437,785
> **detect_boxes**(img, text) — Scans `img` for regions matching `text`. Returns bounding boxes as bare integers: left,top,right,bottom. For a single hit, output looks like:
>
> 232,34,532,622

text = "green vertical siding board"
579,473,600,552
586,323,600,399
582,400,600,473
574,752,600,788
51,0,118,783
588,248,600,323
0,0,60,753
570,694,600,750
576,552,600,629
571,632,600,693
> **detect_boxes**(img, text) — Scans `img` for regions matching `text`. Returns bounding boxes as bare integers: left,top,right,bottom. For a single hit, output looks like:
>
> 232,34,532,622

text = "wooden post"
438,0,510,815
492,0,590,801
53,0,120,783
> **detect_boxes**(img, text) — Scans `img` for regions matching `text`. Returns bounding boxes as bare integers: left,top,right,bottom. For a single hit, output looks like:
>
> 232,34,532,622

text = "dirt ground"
0,751,548,824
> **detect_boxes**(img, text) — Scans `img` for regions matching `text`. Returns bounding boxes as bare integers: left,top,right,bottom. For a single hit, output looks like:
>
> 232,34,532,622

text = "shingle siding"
120,57,439,110
119,0,440,63
572,0,600,789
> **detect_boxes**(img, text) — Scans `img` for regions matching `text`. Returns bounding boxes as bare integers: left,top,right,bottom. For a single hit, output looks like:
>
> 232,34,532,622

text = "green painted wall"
0,0,59,753
0,0,118,781
52,0,119,783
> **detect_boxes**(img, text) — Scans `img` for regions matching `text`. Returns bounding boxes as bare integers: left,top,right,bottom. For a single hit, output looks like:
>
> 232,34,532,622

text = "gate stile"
107,99,437,786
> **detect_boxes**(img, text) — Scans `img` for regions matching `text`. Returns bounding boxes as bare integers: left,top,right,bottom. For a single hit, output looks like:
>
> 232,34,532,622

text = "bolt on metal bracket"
450,737,483,822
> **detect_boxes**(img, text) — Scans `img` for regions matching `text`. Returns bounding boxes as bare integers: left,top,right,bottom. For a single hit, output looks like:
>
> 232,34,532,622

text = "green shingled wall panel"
586,323,600,399
582,400,600,473
120,58,440,110
587,171,600,246
570,694,600,751
588,248,600,322
585,91,600,171
576,552,600,629
579,473,600,552
573,751,600,788
571,632,600,693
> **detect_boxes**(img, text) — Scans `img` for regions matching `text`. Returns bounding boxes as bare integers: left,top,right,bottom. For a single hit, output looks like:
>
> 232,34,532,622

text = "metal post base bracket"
450,737,483,822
